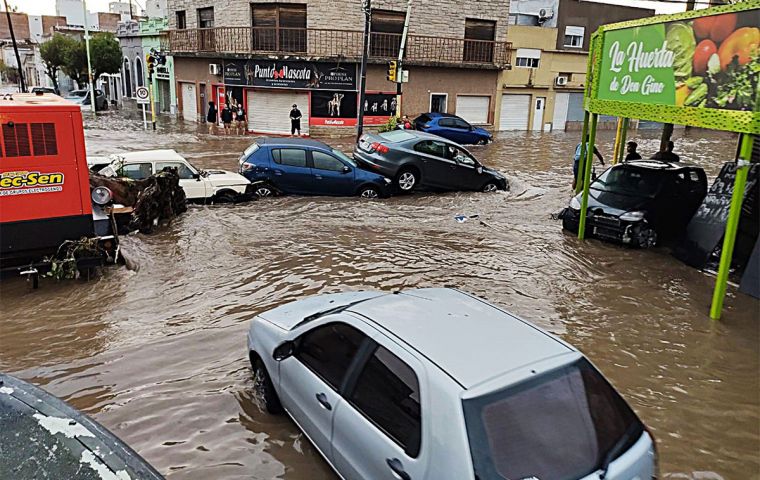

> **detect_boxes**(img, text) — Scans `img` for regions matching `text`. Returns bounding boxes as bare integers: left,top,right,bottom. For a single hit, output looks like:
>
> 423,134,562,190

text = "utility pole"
356,0,371,141
395,0,412,119
3,0,26,92
83,0,96,113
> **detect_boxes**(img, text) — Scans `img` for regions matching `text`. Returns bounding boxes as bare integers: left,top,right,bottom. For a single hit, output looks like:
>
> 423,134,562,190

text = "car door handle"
386,458,411,480
315,392,331,411
273,170,283,176
315,174,323,180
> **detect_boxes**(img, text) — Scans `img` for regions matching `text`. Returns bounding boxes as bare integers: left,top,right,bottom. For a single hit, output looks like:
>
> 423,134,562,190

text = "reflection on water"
0,114,757,479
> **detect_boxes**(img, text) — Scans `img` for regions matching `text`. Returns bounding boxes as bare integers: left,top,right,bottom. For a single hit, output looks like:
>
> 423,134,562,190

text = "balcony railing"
167,27,511,66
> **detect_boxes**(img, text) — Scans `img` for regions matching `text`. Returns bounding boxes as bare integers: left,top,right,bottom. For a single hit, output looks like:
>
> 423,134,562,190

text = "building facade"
495,0,654,131
165,0,512,135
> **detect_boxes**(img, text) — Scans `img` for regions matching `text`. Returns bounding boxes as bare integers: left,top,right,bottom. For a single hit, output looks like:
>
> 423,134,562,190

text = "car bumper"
352,150,398,178
560,208,641,245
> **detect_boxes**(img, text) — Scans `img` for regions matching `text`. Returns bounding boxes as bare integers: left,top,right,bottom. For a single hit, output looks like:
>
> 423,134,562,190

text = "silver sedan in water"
247,288,657,480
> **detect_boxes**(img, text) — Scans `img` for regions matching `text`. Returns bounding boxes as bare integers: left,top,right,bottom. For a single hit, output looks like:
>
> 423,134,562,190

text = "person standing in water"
573,138,604,190
290,104,302,136
206,101,217,134
624,141,642,161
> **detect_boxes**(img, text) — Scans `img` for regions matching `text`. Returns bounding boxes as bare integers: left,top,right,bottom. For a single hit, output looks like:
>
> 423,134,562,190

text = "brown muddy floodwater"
1,112,758,479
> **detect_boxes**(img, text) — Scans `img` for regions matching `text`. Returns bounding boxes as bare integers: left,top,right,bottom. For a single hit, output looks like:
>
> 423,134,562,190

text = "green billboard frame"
577,1,759,320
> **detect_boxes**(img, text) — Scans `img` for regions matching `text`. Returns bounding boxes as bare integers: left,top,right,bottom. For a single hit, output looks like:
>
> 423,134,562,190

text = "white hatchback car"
98,150,252,203
247,288,657,480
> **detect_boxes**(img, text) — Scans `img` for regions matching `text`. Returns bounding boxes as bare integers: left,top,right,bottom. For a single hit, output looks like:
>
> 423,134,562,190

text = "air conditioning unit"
538,8,554,20
555,75,568,86
209,63,221,75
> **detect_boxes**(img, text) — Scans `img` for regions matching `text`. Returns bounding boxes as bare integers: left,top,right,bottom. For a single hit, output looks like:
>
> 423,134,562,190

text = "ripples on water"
0,115,757,479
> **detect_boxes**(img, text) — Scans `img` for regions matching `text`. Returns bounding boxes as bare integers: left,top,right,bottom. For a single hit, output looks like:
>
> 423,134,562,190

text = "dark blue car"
413,113,492,145
239,138,392,198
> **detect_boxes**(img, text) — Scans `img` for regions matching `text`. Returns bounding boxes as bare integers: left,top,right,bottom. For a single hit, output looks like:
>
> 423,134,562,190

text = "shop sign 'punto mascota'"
224,61,357,91
597,7,759,112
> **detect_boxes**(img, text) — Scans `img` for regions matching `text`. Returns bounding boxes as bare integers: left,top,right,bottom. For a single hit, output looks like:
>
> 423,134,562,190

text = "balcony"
166,27,511,68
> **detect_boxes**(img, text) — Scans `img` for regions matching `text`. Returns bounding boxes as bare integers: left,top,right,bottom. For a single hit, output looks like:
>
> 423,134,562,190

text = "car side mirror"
273,341,295,361
192,173,201,181
342,166,351,174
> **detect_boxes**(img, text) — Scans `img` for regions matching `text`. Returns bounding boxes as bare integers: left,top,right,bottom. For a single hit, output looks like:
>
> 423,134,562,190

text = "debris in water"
455,214,480,223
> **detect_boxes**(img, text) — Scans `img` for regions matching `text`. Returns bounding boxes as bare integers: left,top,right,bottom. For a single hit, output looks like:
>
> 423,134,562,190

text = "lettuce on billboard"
597,8,760,112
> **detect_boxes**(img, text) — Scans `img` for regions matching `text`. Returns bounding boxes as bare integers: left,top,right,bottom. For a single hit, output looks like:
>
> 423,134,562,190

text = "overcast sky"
9,0,693,18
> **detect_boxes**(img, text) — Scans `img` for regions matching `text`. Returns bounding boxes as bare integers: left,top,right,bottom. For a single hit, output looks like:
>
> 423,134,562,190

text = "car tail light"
422,123,430,129
241,162,254,172
370,142,390,154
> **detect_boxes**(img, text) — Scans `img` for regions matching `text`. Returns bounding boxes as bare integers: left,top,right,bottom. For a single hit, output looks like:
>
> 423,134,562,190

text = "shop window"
515,48,541,68
251,4,306,53
464,19,495,62
564,26,585,48
370,10,404,58
176,10,186,29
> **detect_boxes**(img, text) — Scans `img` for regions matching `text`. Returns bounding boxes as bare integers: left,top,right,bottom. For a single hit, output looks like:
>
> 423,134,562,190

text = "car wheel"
396,169,418,192
255,185,274,198
213,191,237,204
477,138,488,145
359,185,380,199
252,355,283,414
633,224,657,248
482,182,499,193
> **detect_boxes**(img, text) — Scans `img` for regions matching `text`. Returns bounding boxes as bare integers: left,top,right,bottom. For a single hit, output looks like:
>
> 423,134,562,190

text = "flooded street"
1,112,758,479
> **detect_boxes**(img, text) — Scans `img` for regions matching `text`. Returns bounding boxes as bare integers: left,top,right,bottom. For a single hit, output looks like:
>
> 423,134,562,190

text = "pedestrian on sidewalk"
573,138,604,190
624,141,642,161
236,104,247,135
206,101,217,134
290,104,302,136
221,104,234,135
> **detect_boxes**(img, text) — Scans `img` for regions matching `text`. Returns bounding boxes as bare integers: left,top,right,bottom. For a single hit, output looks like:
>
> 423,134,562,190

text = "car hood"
259,291,387,331
204,169,251,185
473,127,491,137
354,166,391,183
579,189,654,216
482,165,505,179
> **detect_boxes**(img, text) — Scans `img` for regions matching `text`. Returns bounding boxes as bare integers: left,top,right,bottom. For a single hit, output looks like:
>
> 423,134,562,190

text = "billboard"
224,60,357,91
311,91,358,127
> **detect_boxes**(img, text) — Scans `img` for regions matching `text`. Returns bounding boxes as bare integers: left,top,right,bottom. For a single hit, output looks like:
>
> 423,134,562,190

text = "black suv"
561,160,708,247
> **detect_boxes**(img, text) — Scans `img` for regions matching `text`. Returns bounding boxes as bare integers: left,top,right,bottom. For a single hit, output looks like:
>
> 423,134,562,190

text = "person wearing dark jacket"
290,104,302,136
651,141,680,162
572,139,605,190
221,104,234,135
206,101,217,134
624,141,642,161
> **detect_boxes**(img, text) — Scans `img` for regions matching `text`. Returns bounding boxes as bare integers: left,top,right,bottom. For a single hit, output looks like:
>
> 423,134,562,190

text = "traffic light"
386,61,397,82
146,52,155,79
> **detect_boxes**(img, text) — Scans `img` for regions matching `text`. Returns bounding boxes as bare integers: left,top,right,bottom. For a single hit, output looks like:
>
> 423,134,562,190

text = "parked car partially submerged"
413,112,492,145
561,160,707,247
65,89,108,111
247,288,657,480
353,130,508,193
99,149,253,203
239,138,392,198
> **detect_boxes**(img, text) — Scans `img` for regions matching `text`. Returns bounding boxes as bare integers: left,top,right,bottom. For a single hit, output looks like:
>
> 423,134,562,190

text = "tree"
40,34,76,93
0,59,19,84
62,38,87,86
90,32,122,80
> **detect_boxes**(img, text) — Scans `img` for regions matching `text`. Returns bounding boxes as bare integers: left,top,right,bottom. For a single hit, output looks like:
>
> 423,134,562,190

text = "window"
453,118,471,130
272,148,307,167
156,162,194,179
370,10,404,57
438,118,456,128
176,10,186,29
252,4,306,52
2,123,30,157
349,346,421,457
312,151,346,172
464,18,496,62
430,94,447,114
30,123,57,156
197,7,214,28
297,323,366,390
134,57,144,88
515,48,541,68
564,26,585,48
414,140,447,158
449,146,476,166
120,163,153,180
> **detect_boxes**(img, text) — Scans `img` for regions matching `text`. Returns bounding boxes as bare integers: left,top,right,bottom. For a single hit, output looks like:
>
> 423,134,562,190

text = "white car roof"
114,149,187,163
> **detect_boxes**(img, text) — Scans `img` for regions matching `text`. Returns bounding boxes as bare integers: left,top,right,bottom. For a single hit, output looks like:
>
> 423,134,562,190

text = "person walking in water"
573,138,604,190
624,141,642,161
221,104,234,135
290,104,302,136
235,103,247,135
206,101,217,134
651,140,680,162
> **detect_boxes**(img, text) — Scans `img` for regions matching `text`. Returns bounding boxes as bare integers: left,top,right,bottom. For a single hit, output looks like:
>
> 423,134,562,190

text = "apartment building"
496,0,654,131
165,0,512,135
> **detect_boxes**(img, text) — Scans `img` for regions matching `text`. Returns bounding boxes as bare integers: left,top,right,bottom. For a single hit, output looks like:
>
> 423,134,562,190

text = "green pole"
709,134,754,320
578,113,598,240
618,118,629,164
575,111,590,194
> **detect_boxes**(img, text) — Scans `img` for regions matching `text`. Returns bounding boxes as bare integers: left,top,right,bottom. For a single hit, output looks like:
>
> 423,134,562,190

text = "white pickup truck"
94,150,252,203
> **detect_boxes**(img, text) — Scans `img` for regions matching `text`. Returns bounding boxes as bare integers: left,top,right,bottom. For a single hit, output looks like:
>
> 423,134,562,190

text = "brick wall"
0,12,31,41
42,16,68,36
167,0,509,41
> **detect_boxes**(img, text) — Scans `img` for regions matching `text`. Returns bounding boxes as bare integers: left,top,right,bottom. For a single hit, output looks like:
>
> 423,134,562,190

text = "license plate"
359,140,369,151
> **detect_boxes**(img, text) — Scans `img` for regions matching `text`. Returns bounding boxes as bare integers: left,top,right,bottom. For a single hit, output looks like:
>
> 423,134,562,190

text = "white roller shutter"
552,92,570,131
181,82,197,123
498,94,530,131
455,96,490,125
249,90,309,135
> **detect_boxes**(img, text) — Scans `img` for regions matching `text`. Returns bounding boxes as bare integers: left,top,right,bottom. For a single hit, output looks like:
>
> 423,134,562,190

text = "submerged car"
413,112,492,145
562,160,707,247
239,138,392,198
354,129,507,193
247,288,657,480
65,88,108,111
99,149,253,203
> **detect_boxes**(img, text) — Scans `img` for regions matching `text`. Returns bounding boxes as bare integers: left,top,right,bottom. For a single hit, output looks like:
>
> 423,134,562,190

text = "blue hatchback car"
239,138,392,198
413,113,492,145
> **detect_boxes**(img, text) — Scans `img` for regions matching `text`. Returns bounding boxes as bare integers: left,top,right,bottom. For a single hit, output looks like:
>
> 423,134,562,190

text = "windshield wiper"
598,422,641,479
